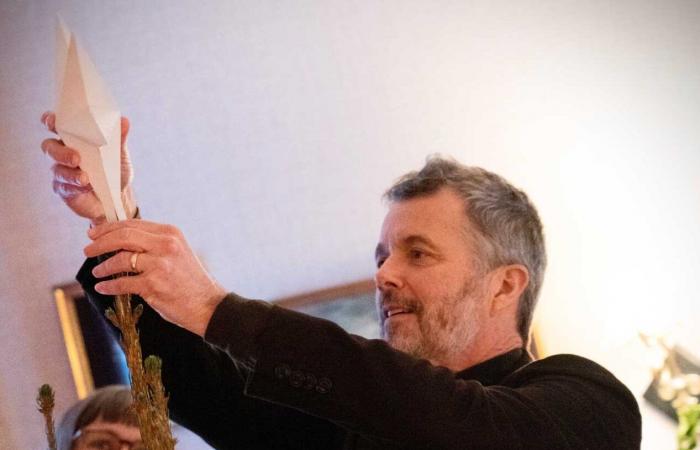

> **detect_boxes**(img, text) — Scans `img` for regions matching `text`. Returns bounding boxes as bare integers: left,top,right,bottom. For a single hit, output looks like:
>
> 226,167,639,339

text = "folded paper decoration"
55,18,126,222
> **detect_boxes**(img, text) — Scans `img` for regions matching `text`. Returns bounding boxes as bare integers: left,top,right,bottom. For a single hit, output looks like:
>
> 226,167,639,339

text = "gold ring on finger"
130,252,141,273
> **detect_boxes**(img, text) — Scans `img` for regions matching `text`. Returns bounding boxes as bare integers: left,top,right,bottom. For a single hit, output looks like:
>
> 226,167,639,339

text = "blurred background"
1,1,699,448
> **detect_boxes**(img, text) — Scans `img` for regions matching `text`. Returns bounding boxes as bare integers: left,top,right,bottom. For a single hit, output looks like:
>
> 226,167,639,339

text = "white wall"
2,1,699,448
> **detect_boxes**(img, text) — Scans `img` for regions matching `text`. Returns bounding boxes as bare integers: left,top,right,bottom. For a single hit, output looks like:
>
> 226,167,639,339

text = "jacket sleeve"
76,258,343,450
205,294,642,450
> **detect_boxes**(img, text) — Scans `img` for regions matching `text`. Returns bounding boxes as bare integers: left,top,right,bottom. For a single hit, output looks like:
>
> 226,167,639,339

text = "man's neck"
435,334,524,372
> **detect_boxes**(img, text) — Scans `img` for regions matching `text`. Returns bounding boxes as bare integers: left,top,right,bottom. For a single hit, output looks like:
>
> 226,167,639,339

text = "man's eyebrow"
403,234,439,250
374,235,439,260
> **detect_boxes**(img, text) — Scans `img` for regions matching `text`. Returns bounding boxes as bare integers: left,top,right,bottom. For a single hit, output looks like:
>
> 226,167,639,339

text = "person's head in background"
56,385,143,450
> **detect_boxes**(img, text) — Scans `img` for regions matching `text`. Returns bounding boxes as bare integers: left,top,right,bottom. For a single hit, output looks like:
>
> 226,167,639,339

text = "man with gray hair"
379,159,546,365
42,112,641,449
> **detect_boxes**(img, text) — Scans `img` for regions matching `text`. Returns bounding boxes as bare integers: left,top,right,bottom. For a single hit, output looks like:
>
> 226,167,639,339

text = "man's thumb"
120,116,130,146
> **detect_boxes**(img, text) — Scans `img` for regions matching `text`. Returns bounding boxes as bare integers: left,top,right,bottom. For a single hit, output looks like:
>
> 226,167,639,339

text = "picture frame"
53,282,129,399
276,279,379,339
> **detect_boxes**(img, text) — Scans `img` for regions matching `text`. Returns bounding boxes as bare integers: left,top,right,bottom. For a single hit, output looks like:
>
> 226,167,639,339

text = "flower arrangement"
641,333,700,450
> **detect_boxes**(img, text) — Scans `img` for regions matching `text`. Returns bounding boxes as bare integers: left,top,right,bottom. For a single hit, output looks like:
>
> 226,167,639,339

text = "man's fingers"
92,250,151,278
43,112,128,138
95,274,144,296
42,139,79,167
84,227,168,258
89,219,181,241
41,111,57,134
121,117,130,143
52,164,90,187
53,180,93,199
43,112,129,148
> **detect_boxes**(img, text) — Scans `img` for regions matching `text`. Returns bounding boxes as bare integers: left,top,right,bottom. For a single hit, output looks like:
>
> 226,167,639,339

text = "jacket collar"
456,348,532,385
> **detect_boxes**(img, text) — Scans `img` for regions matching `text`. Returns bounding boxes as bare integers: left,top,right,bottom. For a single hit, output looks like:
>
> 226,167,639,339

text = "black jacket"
78,258,641,449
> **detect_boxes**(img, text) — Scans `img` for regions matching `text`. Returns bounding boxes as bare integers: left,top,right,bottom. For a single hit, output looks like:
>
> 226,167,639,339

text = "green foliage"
678,404,700,450
111,294,175,450
36,384,57,450
36,384,55,411
144,355,162,372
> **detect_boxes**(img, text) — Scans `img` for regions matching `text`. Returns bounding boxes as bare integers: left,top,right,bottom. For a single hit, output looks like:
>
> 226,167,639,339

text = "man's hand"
41,111,136,225
85,220,227,337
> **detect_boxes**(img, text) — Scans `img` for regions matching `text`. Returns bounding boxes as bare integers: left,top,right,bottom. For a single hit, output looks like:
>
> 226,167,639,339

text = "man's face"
374,188,489,365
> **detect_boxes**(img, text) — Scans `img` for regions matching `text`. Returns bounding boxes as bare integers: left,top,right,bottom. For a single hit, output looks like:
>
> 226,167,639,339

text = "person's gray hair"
384,155,546,344
55,385,136,450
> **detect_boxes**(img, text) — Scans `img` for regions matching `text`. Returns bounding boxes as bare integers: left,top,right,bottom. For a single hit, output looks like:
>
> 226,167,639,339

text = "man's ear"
489,264,529,317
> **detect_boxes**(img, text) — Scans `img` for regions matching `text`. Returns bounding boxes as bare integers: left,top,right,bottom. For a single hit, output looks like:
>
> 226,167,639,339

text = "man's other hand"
40,111,136,225
85,220,227,337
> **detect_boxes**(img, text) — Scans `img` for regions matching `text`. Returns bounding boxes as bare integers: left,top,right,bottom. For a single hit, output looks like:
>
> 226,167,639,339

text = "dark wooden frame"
276,279,380,339
275,279,375,309
54,283,129,399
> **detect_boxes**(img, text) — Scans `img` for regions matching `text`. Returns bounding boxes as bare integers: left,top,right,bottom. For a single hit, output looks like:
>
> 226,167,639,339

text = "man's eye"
409,249,430,262
376,257,387,268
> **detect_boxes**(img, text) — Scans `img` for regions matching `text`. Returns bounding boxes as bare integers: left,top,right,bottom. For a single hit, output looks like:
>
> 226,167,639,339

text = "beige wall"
2,1,700,448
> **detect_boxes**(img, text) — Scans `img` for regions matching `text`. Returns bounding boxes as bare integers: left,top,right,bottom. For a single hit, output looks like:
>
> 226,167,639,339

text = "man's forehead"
380,191,468,236
377,194,475,256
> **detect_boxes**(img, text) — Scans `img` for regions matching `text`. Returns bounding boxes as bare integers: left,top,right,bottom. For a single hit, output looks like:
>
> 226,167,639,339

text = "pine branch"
145,356,177,449
109,291,175,450
36,384,57,450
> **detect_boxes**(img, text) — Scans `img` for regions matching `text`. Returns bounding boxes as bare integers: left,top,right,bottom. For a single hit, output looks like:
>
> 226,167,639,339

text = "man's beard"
377,277,483,364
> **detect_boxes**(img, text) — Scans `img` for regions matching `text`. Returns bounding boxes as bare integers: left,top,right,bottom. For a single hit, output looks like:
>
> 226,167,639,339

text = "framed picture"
53,283,129,399
276,279,379,339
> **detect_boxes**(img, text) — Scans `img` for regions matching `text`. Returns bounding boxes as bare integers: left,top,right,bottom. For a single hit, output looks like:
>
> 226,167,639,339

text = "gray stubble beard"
378,277,484,364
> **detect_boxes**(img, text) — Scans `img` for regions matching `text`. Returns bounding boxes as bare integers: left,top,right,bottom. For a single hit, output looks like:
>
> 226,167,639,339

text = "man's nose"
375,255,404,291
